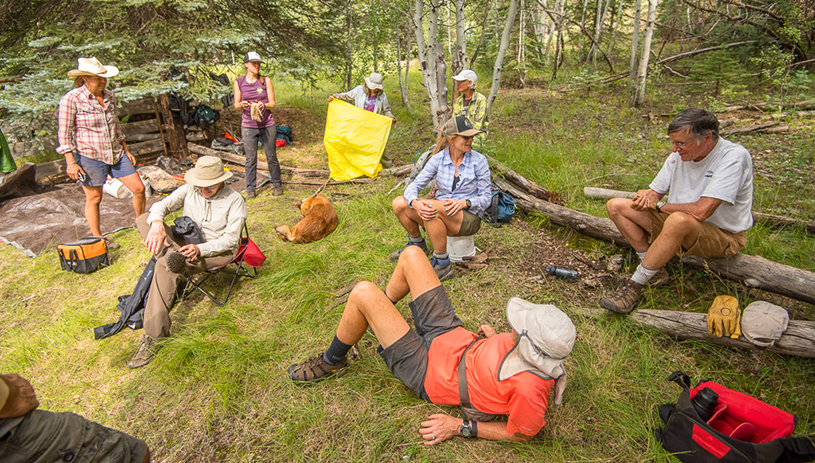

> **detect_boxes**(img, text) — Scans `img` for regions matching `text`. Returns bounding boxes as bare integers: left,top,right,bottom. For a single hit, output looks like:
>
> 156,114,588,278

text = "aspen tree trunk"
453,0,467,75
436,43,449,122
633,0,658,107
396,23,411,113
487,0,520,114
345,0,353,89
590,0,610,67
606,0,625,60
552,0,567,78
629,0,642,84
414,0,443,130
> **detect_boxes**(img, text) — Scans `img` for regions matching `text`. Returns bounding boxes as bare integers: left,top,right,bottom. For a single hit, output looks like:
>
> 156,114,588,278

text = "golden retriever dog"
275,194,338,243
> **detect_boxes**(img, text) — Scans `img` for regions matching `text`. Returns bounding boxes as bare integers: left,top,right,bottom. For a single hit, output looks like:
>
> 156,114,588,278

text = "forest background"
0,0,814,461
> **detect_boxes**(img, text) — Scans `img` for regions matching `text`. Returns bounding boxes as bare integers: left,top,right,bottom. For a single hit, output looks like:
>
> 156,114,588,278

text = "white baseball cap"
452,69,478,84
741,301,789,347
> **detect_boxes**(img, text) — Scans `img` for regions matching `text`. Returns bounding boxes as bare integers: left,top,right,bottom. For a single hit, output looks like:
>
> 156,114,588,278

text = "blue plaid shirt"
404,148,492,215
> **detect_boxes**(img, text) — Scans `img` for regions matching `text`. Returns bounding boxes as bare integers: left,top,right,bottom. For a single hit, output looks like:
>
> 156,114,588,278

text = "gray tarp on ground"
0,176,248,257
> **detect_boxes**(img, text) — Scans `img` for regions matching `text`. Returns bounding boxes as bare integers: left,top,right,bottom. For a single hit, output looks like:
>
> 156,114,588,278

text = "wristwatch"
655,202,665,213
460,419,474,438
465,199,472,210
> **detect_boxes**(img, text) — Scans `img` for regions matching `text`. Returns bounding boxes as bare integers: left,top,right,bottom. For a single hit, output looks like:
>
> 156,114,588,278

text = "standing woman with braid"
233,51,282,198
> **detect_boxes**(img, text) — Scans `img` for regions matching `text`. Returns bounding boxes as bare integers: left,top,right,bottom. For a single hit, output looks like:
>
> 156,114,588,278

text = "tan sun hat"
184,156,233,187
497,297,576,406
363,72,385,91
741,301,789,347
67,57,119,78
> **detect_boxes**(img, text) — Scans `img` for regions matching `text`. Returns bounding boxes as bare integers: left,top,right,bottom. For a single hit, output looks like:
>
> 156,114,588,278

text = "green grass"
1,71,814,462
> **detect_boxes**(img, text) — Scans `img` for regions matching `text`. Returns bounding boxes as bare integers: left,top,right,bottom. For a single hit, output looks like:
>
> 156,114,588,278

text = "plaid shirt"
57,86,125,164
452,91,489,138
404,148,492,215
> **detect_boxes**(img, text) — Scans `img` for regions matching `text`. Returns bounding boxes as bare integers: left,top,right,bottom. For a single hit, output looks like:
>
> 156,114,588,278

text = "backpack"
655,371,815,463
93,257,156,339
276,124,294,146
193,105,220,129
482,182,517,225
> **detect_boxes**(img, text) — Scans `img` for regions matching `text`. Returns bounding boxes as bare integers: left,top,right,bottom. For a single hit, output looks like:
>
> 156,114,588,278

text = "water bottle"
546,266,579,280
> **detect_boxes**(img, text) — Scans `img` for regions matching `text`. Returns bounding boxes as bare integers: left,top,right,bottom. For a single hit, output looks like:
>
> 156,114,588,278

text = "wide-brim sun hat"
452,69,478,85
497,297,576,406
363,72,385,91
442,116,483,138
184,156,233,187
67,57,119,78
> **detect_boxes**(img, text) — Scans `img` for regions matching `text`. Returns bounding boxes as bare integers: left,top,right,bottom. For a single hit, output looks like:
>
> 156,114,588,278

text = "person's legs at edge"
242,126,259,194
260,124,282,192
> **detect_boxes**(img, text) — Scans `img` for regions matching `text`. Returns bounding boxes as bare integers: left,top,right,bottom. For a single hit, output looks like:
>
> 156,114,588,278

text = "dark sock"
434,252,450,265
322,335,352,365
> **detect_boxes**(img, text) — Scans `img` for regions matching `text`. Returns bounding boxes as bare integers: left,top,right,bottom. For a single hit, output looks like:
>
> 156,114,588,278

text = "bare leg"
642,212,703,270
391,196,465,254
606,198,652,252
338,247,442,348
83,186,104,237
117,172,145,217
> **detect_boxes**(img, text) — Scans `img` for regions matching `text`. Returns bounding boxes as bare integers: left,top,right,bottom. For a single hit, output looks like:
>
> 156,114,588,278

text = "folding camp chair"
179,224,264,307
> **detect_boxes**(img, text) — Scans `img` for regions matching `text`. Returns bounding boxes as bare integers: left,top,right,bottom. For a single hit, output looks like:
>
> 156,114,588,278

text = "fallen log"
721,121,779,135
486,155,563,204
187,143,330,177
631,309,815,358
500,178,815,304
722,101,815,112
583,187,815,234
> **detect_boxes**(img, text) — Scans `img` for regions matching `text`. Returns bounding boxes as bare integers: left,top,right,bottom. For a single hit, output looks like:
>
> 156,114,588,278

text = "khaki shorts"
0,409,147,463
647,209,747,258
453,210,482,237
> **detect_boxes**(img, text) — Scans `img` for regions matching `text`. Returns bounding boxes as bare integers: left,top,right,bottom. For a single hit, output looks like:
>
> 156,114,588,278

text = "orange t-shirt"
423,328,554,436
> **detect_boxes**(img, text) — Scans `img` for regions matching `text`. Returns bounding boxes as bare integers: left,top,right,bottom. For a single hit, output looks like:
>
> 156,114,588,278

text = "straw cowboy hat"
67,57,119,78
497,297,576,406
184,156,233,187
363,72,385,91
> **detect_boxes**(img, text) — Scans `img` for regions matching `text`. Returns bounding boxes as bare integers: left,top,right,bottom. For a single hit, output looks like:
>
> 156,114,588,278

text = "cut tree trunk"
722,101,815,112
720,121,779,135
631,310,815,358
488,155,563,203
496,177,815,304
582,187,815,233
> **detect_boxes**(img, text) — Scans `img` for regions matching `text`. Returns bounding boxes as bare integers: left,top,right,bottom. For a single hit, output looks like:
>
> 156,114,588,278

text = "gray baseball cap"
741,301,789,347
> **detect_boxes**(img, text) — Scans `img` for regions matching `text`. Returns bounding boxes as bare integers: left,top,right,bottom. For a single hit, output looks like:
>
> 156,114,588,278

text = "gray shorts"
0,409,147,463
378,286,463,402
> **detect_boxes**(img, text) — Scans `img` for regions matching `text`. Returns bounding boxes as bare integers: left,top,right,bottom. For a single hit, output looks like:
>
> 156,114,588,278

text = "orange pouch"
58,237,110,274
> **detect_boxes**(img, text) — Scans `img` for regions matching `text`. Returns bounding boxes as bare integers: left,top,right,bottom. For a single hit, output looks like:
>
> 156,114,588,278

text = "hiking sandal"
288,353,347,383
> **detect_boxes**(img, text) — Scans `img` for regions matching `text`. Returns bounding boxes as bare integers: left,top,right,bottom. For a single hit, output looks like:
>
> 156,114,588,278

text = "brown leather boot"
600,279,645,314
649,267,670,287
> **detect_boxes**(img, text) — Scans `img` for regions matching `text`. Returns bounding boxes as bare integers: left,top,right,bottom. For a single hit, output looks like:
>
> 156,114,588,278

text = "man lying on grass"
288,246,576,444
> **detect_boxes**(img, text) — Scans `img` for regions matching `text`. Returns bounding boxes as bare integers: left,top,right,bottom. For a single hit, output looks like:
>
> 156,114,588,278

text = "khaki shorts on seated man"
128,156,247,369
288,246,576,444
0,373,150,463
601,108,753,314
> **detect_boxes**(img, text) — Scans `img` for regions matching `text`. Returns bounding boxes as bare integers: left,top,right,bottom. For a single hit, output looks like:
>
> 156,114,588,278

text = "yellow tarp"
324,99,392,181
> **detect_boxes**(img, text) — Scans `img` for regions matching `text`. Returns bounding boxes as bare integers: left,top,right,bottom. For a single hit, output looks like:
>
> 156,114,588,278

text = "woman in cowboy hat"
56,57,145,249
328,72,397,167
129,156,247,369
233,51,282,198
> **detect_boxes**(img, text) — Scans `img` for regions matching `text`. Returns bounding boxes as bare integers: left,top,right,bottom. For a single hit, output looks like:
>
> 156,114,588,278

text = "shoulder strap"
458,339,479,408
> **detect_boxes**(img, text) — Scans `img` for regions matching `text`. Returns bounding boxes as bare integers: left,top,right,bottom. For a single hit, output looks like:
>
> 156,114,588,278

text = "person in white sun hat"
329,72,396,167
57,57,145,249
288,246,575,445
451,69,488,141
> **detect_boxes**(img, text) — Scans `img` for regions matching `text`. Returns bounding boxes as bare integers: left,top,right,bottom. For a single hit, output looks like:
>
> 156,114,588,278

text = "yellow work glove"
706,295,742,339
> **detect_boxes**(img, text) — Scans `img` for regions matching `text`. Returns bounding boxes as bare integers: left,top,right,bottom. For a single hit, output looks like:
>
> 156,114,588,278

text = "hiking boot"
127,334,159,369
600,279,644,314
649,267,670,288
272,185,283,196
288,353,347,383
389,239,428,262
165,251,190,275
242,189,256,199
431,256,455,282
103,236,120,250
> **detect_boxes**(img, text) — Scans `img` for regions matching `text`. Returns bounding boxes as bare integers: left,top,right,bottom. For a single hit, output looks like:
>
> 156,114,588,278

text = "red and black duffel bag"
656,371,815,463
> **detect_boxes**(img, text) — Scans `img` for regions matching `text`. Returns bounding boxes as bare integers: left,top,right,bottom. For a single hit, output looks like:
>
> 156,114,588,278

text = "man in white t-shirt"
601,108,754,314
